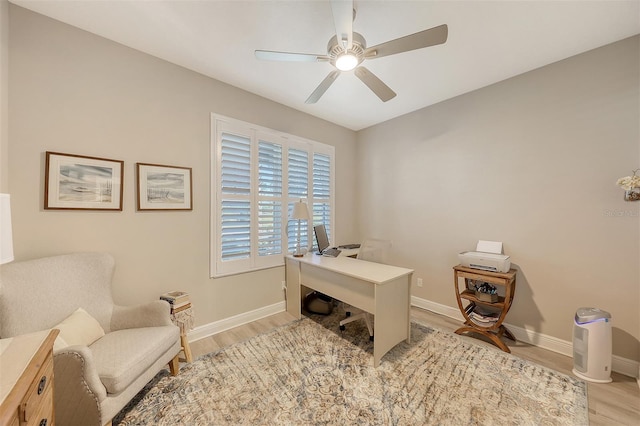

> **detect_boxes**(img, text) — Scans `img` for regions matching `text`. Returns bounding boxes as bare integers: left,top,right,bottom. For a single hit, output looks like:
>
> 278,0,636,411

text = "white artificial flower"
616,174,640,190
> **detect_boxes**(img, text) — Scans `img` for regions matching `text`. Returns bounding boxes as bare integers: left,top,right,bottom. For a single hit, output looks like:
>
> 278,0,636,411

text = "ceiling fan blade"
354,66,396,102
364,24,448,60
331,0,353,49
305,71,340,104
255,50,329,62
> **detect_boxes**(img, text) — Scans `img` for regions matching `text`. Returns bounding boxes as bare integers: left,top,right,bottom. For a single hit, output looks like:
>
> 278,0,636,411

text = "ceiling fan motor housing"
328,32,366,68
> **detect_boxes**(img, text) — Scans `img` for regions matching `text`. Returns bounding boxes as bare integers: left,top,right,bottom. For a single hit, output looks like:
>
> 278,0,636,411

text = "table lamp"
290,199,310,257
1,193,14,264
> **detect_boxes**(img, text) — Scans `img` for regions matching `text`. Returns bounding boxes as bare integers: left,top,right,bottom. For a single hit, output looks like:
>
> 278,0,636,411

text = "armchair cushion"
52,308,105,350
90,325,179,394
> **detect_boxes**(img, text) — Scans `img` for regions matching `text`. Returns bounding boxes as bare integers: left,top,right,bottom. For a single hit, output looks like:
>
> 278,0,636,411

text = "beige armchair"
0,253,181,426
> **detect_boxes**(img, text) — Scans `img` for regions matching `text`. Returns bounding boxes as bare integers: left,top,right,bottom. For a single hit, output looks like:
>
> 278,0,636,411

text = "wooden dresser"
0,329,58,426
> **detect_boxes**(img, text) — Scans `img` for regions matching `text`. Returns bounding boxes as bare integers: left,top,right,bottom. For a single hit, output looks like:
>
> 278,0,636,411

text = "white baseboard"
185,297,639,381
411,296,640,381
187,301,286,343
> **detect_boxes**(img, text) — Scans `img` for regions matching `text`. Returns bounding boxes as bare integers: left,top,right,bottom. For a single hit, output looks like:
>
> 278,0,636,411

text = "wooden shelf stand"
453,265,517,353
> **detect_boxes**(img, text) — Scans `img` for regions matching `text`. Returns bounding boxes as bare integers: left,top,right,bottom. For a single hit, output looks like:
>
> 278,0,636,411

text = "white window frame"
211,114,335,277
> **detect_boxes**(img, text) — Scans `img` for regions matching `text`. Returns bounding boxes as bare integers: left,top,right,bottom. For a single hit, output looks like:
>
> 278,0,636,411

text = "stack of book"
469,310,499,325
465,304,499,326
160,291,191,314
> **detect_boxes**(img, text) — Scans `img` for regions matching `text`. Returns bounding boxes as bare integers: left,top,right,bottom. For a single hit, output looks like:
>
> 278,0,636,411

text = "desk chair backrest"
341,238,391,340
358,239,391,264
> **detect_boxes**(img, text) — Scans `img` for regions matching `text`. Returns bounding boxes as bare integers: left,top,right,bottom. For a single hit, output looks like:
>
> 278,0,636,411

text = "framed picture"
45,151,124,210
136,163,192,211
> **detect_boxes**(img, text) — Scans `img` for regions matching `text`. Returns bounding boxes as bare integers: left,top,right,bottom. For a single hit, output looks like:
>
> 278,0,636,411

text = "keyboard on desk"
321,248,342,257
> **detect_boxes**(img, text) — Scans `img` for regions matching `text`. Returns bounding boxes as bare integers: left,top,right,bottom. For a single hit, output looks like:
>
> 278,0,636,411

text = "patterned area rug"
114,308,588,425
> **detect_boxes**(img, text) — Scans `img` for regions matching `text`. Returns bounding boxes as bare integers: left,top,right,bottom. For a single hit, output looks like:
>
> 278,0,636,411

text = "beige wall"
7,5,358,325
1,0,8,192
357,35,640,361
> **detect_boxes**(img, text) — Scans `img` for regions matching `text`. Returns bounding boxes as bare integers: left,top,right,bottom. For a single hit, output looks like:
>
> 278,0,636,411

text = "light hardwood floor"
189,307,640,426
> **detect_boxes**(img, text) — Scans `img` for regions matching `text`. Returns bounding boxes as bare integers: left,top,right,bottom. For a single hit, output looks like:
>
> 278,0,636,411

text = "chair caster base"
369,335,374,342
339,325,346,331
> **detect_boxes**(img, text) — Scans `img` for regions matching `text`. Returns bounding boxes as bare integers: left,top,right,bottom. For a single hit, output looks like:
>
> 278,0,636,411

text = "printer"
459,240,511,273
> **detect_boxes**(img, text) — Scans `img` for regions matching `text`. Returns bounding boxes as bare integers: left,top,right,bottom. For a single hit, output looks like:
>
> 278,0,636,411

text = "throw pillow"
52,307,105,351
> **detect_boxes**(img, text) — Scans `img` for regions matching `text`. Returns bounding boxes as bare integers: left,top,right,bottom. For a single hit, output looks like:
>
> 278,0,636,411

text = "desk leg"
285,258,302,319
373,274,411,367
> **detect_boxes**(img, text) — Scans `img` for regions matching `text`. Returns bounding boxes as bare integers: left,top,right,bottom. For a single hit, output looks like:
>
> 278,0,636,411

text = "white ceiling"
10,0,640,131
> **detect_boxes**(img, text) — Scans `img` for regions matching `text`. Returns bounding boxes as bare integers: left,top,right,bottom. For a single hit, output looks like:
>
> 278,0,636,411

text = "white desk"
285,254,414,367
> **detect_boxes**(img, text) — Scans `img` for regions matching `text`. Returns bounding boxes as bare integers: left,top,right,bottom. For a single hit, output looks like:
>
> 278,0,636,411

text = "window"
211,115,334,277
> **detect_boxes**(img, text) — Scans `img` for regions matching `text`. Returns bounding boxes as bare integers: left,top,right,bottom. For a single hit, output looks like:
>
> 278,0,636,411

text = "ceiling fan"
254,0,448,104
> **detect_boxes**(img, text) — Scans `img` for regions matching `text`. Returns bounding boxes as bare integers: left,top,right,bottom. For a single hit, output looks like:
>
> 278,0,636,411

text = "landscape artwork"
137,163,192,210
58,163,113,203
45,152,124,210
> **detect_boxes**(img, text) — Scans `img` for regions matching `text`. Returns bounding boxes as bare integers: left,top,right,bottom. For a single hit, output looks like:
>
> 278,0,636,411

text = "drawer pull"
37,376,47,395
39,419,48,426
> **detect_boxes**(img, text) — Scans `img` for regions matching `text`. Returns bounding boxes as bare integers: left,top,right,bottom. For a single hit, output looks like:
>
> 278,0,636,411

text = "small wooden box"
475,291,498,303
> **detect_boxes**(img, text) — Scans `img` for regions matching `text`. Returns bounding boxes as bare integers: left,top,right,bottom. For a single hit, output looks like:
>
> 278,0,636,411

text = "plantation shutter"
258,141,283,256
221,133,251,195
287,148,309,253
312,153,332,249
220,133,251,261
211,115,334,277
288,148,308,198
313,153,331,199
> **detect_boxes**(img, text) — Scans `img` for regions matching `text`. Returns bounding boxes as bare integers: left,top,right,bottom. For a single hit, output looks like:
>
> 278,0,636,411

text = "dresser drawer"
23,386,53,426
20,355,54,425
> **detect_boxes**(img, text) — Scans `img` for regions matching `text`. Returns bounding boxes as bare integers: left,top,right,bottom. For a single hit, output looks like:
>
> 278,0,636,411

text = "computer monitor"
314,224,330,254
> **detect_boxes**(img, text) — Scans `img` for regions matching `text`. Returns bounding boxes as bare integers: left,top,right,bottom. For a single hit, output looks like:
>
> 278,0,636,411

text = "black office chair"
339,239,392,341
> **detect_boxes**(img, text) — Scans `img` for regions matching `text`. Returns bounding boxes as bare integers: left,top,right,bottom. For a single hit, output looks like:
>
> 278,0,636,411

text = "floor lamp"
291,199,309,257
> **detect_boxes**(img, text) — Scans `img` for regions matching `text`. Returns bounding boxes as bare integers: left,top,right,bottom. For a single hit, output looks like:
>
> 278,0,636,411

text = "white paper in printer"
458,240,511,273
476,240,503,254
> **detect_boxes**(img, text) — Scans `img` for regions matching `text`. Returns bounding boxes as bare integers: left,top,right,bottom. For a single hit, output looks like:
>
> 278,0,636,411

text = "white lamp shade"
291,200,310,220
0,193,14,264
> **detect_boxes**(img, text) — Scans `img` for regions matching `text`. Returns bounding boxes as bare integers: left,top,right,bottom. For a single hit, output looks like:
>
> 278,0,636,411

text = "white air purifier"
572,307,612,383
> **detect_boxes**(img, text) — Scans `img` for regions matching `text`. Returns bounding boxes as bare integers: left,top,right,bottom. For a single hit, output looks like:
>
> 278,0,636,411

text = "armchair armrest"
54,345,107,425
110,300,173,331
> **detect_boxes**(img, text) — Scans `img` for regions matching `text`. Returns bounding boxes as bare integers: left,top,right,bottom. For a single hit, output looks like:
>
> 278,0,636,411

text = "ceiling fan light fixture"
335,53,358,71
